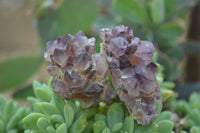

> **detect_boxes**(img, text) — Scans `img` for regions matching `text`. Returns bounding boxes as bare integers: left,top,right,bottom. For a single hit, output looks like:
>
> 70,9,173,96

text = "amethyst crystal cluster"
44,25,161,126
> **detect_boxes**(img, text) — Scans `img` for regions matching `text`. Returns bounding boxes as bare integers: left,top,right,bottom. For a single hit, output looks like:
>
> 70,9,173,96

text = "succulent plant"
44,25,161,126
171,92,200,132
23,80,175,133
0,95,30,133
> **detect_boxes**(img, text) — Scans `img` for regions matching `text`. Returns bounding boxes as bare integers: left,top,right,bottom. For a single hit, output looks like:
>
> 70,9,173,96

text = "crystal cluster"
44,31,116,107
45,25,161,125
100,25,160,126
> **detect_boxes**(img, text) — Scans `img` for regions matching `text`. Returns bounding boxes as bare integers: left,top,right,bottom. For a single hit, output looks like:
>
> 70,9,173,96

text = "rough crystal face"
45,25,161,126
45,31,116,107
100,25,160,125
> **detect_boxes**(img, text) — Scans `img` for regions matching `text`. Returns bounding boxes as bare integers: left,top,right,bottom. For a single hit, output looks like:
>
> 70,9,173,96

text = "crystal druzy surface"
45,25,161,125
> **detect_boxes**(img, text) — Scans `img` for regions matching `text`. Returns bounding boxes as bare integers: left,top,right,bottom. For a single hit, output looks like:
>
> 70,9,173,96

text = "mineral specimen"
45,25,161,126
100,25,160,126
45,31,116,107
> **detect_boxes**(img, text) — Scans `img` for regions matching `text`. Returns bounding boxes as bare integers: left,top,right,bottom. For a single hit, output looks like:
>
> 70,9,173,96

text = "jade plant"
23,80,174,133
0,95,30,133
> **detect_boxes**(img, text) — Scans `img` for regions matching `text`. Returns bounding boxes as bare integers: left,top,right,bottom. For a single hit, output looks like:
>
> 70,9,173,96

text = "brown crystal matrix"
44,25,161,125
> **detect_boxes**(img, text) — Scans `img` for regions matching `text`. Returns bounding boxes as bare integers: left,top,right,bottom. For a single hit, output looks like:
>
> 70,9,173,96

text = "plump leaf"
23,113,48,130
190,126,200,133
0,120,4,133
189,93,200,110
155,111,172,122
95,114,106,122
83,121,94,133
34,86,51,102
134,123,157,133
107,103,124,130
0,95,6,114
64,103,74,127
40,102,59,116
102,128,110,133
50,93,65,116
4,100,18,125
51,114,64,123
93,120,107,133
27,97,41,105
69,115,87,133
56,123,67,133
113,0,148,26
157,101,163,115
0,56,41,91
46,126,56,133
37,117,49,132
112,122,123,133
150,0,165,24
123,116,134,133
157,120,174,133
76,108,96,120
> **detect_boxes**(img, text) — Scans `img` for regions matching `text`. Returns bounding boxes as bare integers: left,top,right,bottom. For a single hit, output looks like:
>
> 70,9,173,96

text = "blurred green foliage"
0,0,200,99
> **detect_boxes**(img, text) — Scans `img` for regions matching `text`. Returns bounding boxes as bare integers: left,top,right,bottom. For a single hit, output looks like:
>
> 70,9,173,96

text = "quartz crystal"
100,25,160,126
45,31,116,107
45,25,161,126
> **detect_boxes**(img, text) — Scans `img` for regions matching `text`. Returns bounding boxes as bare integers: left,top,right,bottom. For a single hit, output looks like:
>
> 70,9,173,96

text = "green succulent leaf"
107,103,124,130
23,113,48,130
112,122,123,133
102,128,111,133
51,114,64,123
56,123,67,133
83,121,94,133
69,115,87,133
64,103,75,128
0,120,4,133
0,95,7,113
190,126,200,133
155,111,172,122
46,126,56,133
93,120,107,133
34,83,51,102
123,116,134,133
37,117,49,132
95,114,106,122
134,123,157,133
157,120,174,133
157,101,163,115
4,99,18,125
40,102,59,116
189,93,200,110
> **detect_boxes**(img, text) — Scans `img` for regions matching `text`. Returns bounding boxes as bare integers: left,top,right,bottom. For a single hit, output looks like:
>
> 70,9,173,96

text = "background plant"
0,0,200,97
0,95,30,133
